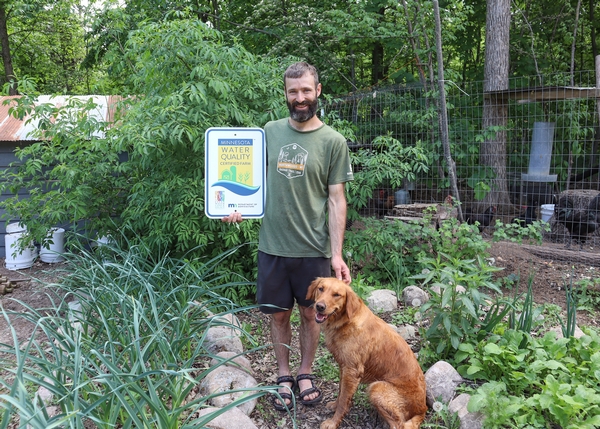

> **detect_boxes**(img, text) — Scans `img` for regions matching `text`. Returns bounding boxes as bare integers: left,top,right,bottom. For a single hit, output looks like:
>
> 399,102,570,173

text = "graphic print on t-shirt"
277,143,308,179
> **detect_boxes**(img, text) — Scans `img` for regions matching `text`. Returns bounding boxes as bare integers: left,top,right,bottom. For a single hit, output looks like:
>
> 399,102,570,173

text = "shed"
0,95,121,259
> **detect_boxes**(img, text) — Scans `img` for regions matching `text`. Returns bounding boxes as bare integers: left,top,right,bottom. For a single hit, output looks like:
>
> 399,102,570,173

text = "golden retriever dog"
307,277,427,429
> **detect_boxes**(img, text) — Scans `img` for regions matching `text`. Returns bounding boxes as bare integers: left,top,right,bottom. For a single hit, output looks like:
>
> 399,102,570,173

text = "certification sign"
204,127,266,218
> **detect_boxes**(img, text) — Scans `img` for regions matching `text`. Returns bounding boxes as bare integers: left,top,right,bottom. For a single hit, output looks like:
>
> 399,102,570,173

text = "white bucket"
4,223,37,270
541,204,555,223
40,227,65,263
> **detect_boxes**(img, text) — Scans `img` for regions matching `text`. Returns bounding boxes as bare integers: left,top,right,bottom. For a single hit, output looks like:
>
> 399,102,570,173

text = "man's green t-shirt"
258,118,354,258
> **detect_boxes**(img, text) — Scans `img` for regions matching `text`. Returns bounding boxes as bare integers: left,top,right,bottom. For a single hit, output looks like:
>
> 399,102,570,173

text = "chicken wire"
326,70,600,258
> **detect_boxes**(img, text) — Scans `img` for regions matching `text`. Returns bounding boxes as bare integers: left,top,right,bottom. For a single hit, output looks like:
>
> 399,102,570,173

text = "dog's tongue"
315,313,328,324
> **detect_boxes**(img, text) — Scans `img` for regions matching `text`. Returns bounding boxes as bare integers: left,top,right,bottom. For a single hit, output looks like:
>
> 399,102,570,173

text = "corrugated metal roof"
0,95,121,142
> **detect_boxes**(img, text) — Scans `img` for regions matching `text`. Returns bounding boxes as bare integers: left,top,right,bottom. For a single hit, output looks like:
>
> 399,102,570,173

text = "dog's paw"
320,419,339,429
325,400,338,411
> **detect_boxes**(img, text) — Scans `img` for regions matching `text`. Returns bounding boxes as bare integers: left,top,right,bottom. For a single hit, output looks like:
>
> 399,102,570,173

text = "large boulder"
424,360,463,407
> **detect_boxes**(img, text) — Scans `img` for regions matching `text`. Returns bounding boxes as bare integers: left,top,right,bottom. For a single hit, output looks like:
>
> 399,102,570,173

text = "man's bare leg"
297,304,321,401
271,309,294,407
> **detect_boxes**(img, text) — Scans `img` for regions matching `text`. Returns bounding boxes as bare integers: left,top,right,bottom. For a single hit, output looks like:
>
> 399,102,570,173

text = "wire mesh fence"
327,70,600,259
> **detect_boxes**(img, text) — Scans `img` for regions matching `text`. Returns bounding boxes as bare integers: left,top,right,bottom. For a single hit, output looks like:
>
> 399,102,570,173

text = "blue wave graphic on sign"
212,181,261,196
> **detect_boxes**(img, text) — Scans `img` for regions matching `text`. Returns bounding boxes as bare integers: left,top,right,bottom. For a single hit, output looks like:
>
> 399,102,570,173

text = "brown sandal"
272,375,296,411
296,373,322,405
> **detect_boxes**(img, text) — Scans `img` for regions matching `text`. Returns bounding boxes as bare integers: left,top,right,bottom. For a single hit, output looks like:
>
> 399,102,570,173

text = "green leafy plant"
344,207,494,293
426,214,491,260
508,273,544,337
573,275,600,313
464,329,600,428
348,272,379,300
466,166,494,201
0,95,128,249
561,276,578,338
422,400,461,429
346,134,430,221
344,217,432,290
391,305,420,325
492,219,550,245
413,253,506,360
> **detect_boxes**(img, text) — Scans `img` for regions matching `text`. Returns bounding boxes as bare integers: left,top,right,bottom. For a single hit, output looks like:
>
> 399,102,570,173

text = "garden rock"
424,360,464,407
448,393,483,429
402,285,429,307
199,365,259,416
210,351,253,373
196,406,258,429
36,378,54,405
391,324,417,340
549,325,585,339
430,284,466,295
204,322,244,354
366,289,398,312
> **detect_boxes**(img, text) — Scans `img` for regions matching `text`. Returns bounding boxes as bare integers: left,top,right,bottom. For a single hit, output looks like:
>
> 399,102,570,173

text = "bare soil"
1,238,599,428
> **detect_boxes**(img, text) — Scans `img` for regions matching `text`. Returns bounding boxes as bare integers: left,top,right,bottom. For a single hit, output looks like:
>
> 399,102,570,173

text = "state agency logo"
277,143,308,179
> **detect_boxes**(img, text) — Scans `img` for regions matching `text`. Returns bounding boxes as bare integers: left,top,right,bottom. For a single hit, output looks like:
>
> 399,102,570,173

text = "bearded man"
223,61,354,411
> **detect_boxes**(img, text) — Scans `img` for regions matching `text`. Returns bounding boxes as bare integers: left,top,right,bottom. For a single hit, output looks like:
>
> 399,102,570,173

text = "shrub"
344,212,491,293
413,253,506,361
346,134,430,221
0,20,286,302
344,217,432,291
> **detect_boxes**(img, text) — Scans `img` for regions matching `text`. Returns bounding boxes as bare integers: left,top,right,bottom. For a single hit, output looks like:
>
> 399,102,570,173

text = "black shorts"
257,251,331,314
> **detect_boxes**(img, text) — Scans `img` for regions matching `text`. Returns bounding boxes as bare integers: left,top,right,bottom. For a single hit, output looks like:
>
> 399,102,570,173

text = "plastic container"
540,204,555,223
395,189,411,205
4,223,37,270
40,227,65,263
521,122,557,182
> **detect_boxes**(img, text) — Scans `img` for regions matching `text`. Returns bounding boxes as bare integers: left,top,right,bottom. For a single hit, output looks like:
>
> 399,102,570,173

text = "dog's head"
306,277,362,323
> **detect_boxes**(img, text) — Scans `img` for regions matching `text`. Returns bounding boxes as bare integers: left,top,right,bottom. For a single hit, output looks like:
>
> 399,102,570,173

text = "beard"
287,97,319,123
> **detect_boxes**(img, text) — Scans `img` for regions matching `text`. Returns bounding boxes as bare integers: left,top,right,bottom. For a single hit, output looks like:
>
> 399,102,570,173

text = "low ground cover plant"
458,329,600,428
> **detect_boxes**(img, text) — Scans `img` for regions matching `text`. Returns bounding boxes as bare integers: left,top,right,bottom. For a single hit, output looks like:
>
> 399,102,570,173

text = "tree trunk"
480,0,511,210
590,0,598,60
371,42,385,84
570,0,582,86
0,2,16,95
370,7,386,85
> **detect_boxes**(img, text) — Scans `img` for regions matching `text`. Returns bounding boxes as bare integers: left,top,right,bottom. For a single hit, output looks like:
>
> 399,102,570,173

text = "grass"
0,240,285,429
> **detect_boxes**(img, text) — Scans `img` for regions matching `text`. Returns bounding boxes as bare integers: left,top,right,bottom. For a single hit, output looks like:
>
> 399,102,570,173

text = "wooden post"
594,56,600,172
596,55,600,125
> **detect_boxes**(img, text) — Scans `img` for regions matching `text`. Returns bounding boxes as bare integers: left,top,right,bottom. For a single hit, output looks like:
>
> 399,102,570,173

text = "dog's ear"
306,277,322,300
344,284,362,319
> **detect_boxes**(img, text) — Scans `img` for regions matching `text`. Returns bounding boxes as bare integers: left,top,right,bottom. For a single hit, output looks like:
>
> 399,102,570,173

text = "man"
222,61,353,411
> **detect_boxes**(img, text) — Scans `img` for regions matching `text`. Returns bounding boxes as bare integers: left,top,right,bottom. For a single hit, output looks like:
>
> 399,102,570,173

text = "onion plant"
0,240,285,428
560,276,578,338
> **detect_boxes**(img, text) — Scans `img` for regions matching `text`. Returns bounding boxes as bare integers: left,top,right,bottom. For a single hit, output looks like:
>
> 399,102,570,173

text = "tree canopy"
2,0,597,95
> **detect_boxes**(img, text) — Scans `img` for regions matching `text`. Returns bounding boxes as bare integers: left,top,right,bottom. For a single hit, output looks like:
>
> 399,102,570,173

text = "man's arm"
328,183,351,284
